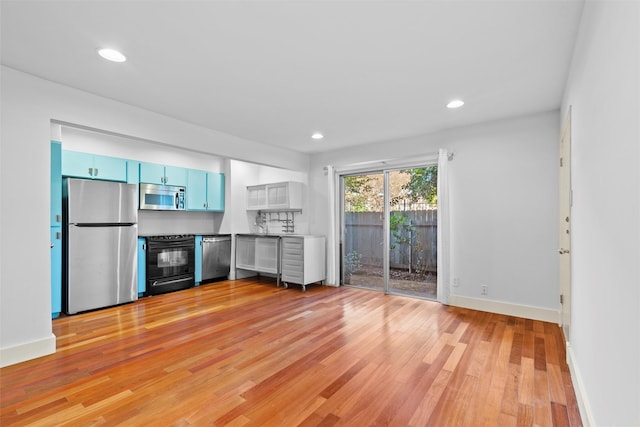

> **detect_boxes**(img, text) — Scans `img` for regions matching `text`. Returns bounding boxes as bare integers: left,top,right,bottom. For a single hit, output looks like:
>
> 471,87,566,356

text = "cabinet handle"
51,243,54,249
94,168,98,176
142,244,146,250
204,202,207,208
56,231,61,239
88,167,93,176
55,214,61,223
165,177,168,183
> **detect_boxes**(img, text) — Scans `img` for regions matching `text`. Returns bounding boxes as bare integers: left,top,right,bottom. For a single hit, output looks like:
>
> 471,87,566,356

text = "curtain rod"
324,151,453,174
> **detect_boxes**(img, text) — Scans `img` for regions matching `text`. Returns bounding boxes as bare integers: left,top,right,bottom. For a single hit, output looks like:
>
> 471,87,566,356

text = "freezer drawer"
202,236,231,281
66,224,138,314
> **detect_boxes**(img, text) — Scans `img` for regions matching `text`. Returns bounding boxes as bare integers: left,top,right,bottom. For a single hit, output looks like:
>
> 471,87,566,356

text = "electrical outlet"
481,285,488,296
453,277,460,287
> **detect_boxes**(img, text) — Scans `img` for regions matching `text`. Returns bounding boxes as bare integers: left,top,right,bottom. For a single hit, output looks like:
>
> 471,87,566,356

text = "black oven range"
145,235,195,296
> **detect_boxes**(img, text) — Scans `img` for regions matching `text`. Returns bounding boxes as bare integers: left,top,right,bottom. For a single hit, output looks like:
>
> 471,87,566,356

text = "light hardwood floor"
1,278,582,426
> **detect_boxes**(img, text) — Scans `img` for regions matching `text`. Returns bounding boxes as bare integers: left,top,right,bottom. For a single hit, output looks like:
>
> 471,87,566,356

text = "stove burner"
146,234,194,241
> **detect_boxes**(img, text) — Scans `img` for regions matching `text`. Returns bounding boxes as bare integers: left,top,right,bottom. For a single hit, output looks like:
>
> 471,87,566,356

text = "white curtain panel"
437,149,451,304
326,165,338,286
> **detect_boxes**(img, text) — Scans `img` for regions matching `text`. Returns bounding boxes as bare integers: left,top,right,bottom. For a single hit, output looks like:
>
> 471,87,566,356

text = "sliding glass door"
341,167,438,300
387,168,438,299
341,173,385,291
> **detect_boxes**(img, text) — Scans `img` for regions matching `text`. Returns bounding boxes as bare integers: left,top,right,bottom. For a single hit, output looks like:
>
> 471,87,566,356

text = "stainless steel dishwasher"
201,235,232,281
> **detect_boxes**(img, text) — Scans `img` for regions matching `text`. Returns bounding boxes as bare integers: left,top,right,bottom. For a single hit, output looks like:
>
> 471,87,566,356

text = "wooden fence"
344,210,437,273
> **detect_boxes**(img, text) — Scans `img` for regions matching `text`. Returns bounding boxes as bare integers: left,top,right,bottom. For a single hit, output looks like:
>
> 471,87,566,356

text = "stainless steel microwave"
139,183,186,211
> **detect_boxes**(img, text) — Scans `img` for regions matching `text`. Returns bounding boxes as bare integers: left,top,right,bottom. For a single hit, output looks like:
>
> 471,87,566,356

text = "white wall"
0,67,309,367
60,125,225,172
225,159,309,279
309,111,560,318
561,1,640,425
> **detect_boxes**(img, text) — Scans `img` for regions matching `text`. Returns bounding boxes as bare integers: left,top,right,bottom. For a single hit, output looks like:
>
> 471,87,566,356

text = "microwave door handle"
175,193,179,209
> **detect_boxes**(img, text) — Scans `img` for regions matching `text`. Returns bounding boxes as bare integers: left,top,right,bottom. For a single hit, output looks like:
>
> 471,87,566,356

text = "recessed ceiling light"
98,48,126,63
447,99,464,109
311,133,324,140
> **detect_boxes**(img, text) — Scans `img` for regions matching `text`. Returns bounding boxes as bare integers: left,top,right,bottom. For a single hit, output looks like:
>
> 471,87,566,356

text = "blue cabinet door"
207,173,225,212
62,150,95,179
139,163,187,186
195,235,203,285
127,161,140,209
62,150,126,182
93,154,127,182
51,141,62,225
138,238,146,296
127,161,140,184
187,169,208,211
164,165,188,187
139,162,166,184
51,227,62,318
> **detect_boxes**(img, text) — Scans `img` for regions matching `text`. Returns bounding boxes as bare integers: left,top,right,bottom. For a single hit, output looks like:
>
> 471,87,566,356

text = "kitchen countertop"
235,233,324,238
138,233,231,237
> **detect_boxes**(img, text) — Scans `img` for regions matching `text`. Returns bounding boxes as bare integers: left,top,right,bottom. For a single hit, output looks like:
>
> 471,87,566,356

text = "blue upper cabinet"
50,141,62,226
186,169,225,212
187,169,208,210
62,150,127,182
139,162,165,184
207,173,225,212
164,165,187,187
62,150,93,179
127,161,140,184
139,162,188,186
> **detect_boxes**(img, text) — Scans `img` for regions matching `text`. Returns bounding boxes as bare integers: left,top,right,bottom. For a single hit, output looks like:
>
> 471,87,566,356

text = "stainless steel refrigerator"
63,178,138,314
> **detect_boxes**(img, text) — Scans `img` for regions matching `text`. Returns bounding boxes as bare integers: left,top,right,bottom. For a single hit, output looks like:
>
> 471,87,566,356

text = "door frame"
559,107,572,341
338,163,438,299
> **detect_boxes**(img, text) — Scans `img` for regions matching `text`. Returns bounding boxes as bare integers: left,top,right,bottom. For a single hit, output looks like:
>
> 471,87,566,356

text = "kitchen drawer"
282,258,303,271
282,271,304,283
282,248,303,259
283,238,303,248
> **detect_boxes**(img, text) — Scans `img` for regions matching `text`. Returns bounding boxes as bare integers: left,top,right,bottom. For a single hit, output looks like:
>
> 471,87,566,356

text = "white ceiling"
1,1,584,154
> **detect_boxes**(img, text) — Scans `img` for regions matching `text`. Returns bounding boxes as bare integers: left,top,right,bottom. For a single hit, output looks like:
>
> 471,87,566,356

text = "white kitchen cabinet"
235,234,281,284
281,236,325,291
235,235,256,270
247,186,267,210
246,181,303,210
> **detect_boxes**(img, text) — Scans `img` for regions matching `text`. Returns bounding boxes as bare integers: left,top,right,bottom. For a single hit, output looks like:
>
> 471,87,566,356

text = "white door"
559,108,572,341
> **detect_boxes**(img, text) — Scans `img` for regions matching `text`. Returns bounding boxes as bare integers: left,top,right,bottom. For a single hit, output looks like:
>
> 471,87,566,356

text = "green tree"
344,175,374,212
400,166,438,205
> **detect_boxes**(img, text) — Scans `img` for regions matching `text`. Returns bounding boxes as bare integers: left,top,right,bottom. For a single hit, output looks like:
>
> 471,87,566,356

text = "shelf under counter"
234,234,281,286
233,233,326,291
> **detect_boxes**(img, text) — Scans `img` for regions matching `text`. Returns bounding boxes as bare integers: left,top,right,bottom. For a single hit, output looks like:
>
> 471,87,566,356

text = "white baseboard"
447,295,559,323
566,343,596,427
0,334,56,368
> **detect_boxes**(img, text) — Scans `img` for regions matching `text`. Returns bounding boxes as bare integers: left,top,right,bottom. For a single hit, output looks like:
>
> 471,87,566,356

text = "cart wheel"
284,283,288,289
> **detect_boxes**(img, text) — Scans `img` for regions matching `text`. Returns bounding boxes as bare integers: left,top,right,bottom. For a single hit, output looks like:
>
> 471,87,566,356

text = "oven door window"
148,245,194,279
158,249,187,268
